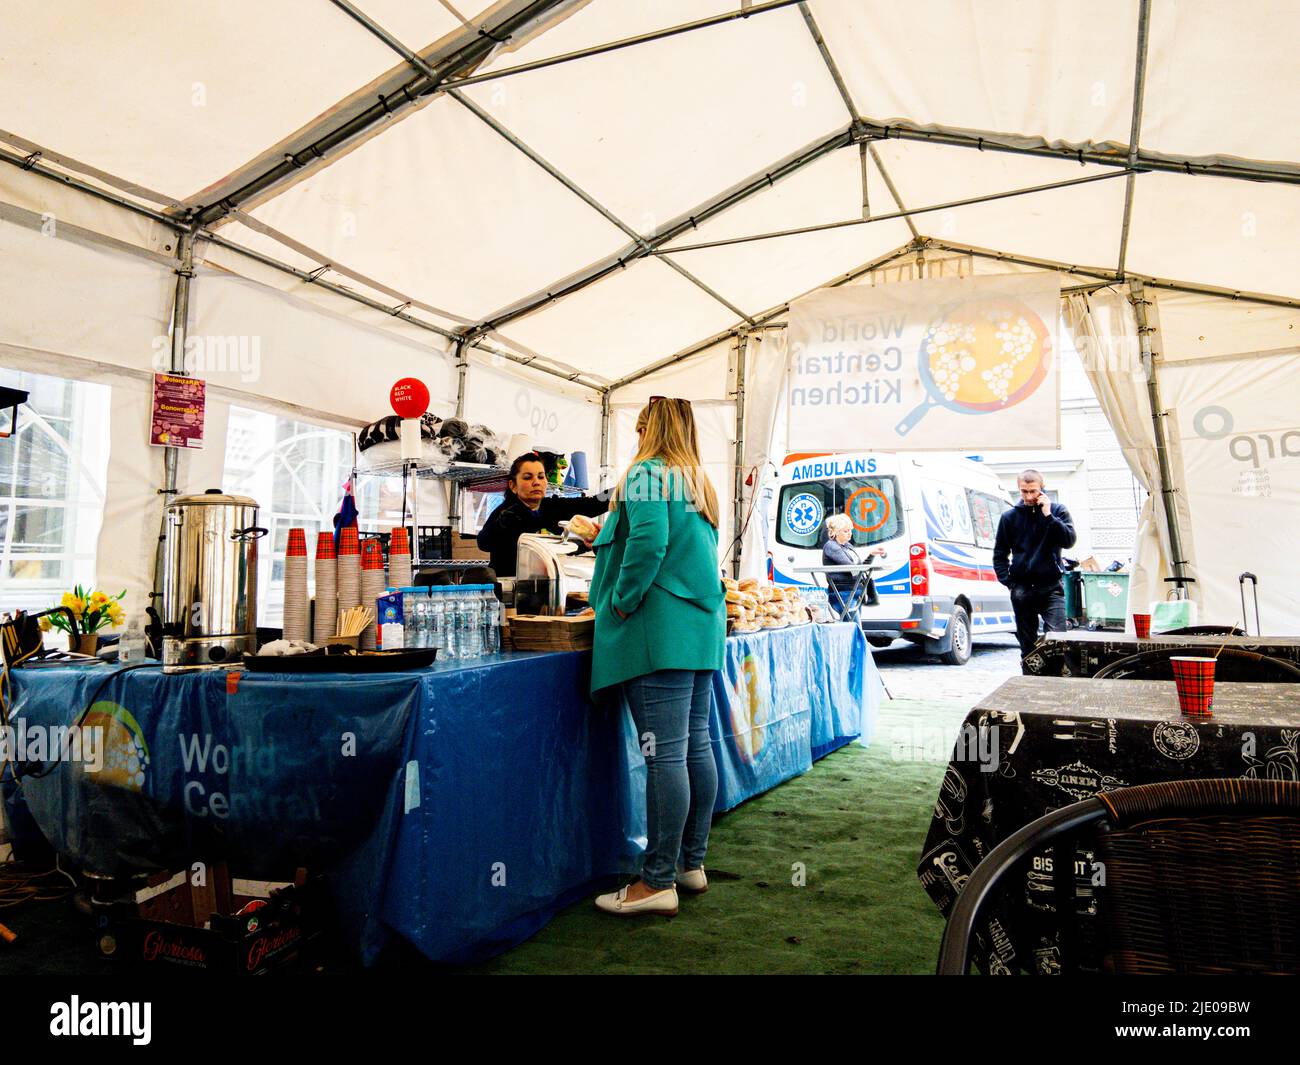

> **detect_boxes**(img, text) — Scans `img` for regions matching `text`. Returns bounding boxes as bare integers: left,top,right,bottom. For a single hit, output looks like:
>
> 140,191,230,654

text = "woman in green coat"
588,398,726,917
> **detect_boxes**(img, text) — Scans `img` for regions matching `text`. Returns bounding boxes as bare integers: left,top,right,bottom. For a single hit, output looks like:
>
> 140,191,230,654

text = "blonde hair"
825,513,853,536
610,398,720,528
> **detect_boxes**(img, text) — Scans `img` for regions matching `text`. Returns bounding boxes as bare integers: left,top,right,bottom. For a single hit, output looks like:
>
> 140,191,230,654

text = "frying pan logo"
81,701,150,791
845,486,890,533
895,297,1053,437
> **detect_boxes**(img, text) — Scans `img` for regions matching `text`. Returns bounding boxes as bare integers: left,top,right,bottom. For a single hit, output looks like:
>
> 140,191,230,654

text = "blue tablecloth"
5,623,878,963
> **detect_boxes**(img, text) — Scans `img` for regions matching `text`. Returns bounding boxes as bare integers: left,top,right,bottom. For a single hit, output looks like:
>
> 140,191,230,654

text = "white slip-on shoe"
594,883,679,916
676,867,708,894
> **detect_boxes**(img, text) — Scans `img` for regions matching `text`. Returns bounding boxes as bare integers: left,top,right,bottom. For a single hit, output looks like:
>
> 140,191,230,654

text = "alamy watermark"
151,334,261,383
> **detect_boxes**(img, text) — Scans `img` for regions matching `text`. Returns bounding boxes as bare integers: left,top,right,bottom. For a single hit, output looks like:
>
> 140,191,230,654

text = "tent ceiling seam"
323,5,765,330
866,143,921,240
461,125,855,339
445,89,758,325
441,0,806,91
188,0,575,227
661,168,1131,254
607,241,921,392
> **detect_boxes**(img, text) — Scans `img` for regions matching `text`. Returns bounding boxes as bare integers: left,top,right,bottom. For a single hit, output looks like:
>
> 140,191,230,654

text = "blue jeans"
624,669,718,890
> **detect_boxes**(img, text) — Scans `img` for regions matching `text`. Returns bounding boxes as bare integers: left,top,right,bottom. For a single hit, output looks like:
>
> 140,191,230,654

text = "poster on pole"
786,273,1060,451
150,372,205,448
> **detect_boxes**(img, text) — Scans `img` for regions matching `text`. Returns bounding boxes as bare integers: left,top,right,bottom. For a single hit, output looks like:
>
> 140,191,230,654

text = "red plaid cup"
389,527,410,554
1132,613,1152,638
286,527,307,557
315,531,336,560
1170,656,1215,716
338,525,360,556
360,538,386,571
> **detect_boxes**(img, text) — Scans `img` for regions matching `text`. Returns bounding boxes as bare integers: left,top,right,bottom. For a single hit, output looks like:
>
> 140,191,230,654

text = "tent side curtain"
1061,288,1171,616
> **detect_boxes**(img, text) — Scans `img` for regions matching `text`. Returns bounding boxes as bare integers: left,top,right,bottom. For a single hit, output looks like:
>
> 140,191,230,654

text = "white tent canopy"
2,0,1299,627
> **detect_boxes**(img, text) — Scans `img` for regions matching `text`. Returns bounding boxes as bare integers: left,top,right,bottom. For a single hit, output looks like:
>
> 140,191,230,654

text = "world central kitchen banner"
786,273,1060,450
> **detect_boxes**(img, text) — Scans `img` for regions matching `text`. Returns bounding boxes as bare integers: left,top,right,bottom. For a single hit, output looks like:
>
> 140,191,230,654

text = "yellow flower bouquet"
45,584,127,635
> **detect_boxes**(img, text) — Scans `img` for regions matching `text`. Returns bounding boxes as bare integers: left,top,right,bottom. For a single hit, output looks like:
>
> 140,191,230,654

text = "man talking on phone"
993,469,1077,670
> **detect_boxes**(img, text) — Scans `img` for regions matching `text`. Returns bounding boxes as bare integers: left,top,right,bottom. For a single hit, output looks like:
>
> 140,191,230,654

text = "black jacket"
992,500,1077,590
822,538,861,596
476,493,609,577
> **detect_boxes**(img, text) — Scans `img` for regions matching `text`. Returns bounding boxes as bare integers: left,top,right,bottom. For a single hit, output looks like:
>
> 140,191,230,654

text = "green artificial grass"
458,695,972,975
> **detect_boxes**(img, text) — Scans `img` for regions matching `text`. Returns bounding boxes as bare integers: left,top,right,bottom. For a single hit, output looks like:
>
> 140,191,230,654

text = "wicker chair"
937,779,1300,975
1092,646,1300,683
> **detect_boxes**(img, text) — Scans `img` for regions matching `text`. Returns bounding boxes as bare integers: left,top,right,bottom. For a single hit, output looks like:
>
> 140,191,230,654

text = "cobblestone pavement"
869,633,1022,705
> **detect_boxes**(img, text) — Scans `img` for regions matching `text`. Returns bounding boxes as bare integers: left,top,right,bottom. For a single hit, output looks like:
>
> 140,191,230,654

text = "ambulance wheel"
939,607,972,665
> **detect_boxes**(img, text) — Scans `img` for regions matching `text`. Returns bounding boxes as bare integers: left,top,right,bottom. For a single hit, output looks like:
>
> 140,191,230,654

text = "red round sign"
390,378,430,418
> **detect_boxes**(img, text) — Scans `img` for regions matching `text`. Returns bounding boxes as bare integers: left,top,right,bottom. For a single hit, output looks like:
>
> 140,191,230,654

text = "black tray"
241,648,438,673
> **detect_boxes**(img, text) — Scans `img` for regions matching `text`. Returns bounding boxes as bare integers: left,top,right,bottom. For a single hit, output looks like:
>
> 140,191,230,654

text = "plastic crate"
1080,572,1130,627
415,525,452,561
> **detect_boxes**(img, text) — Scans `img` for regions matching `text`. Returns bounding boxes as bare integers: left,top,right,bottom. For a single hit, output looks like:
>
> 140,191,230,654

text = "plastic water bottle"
119,616,147,663
482,587,501,656
406,594,426,649
461,587,483,659
443,588,460,660
426,588,444,655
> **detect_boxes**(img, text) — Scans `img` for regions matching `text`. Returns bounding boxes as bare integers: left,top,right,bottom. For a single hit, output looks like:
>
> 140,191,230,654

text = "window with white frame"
224,405,361,627
0,368,110,615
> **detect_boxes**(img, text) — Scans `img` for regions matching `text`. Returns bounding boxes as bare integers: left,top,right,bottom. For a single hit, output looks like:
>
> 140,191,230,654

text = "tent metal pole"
795,1,915,238
190,0,573,226
463,125,854,338
859,141,870,218
447,89,755,325
0,146,183,231
445,0,805,90
926,238,1300,310
661,169,1131,254
599,392,611,491
732,333,749,577
1129,280,1188,582
608,242,919,391
152,230,196,610
454,339,468,419
799,3,857,118
197,232,609,391
857,117,1300,187
1117,0,1152,276
867,144,921,239
448,339,470,537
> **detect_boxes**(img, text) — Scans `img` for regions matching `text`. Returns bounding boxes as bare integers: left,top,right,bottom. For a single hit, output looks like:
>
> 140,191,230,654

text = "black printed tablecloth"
917,676,1300,974
1024,631,1300,679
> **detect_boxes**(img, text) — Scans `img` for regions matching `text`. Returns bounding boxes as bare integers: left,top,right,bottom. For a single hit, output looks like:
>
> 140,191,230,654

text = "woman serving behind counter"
475,453,609,576
587,397,726,918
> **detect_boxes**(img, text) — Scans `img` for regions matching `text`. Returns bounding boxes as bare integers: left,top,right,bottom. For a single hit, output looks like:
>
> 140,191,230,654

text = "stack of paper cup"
337,525,361,625
313,531,337,645
388,527,413,589
359,539,387,650
283,528,309,642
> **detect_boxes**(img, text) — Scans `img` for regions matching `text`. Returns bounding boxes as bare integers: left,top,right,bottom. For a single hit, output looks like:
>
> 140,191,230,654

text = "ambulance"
766,451,1016,664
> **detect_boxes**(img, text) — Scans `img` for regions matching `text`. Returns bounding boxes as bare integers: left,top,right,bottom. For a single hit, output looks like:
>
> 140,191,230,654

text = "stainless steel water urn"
162,489,266,669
